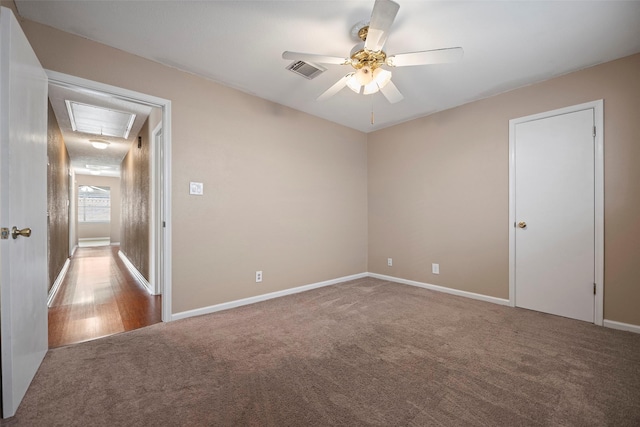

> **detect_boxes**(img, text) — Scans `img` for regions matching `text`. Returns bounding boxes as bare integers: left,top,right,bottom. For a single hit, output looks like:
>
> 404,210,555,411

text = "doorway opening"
44,71,172,346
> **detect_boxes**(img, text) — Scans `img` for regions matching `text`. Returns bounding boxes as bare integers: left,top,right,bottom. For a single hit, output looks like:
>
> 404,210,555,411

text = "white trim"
508,116,516,308
68,170,75,257
593,101,604,325
47,258,70,307
172,273,368,321
603,319,640,334
70,244,78,256
110,241,120,246
171,272,513,322
45,70,169,108
160,101,172,321
508,100,604,325
149,122,162,295
368,273,510,306
46,70,173,322
78,237,110,247
118,250,153,295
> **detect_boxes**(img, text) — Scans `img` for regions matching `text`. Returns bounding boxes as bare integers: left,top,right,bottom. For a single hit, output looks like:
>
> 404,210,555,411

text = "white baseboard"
603,319,640,334
70,244,78,256
47,258,71,307
368,272,511,306
168,270,638,334
118,251,154,295
172,272,369,321
111,241,120,246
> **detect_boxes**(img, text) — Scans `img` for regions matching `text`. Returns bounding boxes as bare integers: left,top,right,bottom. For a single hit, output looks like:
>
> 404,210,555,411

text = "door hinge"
593,126,596,137
593,283,596,295
163,221,166,228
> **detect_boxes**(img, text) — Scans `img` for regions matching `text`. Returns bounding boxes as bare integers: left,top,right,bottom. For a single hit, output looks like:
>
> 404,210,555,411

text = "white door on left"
0,7,49,418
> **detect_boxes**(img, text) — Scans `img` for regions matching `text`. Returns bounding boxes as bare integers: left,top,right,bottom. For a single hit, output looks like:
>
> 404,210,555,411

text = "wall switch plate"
387,258,393,267
432,263,440,274
256,271,263,283
189,182,204,195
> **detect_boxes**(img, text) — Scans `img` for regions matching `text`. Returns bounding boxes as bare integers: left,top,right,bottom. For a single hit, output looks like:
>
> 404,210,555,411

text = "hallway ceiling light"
65,100,136,138
89,139,110,150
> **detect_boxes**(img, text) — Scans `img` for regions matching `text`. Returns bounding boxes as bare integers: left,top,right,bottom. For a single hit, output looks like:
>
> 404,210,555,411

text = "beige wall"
17,16,368,314
121,115,157,281
76,175,121,243
47,101,70,291
368,53,640,326
13,6,639,326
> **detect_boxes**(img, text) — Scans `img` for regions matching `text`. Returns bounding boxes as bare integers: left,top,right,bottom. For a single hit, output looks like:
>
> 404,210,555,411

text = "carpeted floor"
7,277,640,426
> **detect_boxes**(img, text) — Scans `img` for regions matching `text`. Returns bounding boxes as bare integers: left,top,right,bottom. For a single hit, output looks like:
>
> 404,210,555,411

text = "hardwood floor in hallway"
48,245,162,348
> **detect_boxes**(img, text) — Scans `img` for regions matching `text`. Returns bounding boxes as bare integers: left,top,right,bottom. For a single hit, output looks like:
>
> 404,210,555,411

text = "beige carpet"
8,278,640,426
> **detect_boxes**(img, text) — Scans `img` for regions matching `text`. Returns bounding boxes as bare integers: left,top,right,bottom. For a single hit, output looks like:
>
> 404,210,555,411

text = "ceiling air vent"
286,60,326,80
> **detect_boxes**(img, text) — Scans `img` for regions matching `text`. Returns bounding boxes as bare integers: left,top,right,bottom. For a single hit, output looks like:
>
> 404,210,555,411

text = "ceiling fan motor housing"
350,42,387,71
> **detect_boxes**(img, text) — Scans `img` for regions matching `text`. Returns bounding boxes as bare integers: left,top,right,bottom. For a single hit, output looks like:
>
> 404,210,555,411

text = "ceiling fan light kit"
349,67,392,95
348,47,392,95
282,0,463,105
355,66,373,86
345,73,360,93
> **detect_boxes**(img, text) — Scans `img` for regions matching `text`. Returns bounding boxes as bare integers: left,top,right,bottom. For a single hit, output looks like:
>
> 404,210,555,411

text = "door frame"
508,100,604,325
150,122,162,295
45,70,173,322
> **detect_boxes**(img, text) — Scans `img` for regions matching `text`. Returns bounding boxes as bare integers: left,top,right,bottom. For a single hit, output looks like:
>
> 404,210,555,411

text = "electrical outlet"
432,263,440,275
387,258,393,267
256,271,262,283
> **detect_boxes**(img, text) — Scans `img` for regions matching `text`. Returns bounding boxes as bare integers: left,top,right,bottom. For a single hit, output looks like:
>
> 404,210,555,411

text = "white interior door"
513,108,595,322
0,7,49,418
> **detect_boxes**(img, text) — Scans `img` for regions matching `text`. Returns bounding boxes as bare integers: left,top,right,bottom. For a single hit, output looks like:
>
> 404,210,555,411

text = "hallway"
48,245,162,348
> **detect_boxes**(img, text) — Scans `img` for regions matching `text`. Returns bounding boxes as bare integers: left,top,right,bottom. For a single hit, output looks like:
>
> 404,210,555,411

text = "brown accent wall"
18,17,368,314
120,117,152,281
47,100,70,292
368,53,640,326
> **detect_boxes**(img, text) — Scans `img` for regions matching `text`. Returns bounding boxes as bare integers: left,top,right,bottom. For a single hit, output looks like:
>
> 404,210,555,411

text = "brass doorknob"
11,226,31,239
518,221,527,229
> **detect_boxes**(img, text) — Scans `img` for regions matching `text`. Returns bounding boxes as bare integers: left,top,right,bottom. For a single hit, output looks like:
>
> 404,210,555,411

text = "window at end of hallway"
78,185,110,223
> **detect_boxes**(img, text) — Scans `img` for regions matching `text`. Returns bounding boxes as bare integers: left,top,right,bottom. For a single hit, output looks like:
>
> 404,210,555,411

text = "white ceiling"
48,82,152,177
16,1,640,133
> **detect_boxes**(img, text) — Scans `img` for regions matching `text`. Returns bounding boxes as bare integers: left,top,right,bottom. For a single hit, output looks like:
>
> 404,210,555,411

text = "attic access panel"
65,100,136,138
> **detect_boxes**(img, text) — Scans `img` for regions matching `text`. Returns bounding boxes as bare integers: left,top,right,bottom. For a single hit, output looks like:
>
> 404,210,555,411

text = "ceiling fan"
282,0,463,104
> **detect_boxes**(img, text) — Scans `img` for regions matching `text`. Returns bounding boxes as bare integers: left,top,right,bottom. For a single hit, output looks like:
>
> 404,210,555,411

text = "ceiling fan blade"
386,47,464,67
317,74,352,101
380,80,404,104
282,51,348,65
364,0,400,52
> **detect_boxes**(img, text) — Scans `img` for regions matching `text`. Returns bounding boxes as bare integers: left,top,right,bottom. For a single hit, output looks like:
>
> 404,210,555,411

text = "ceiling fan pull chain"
371,96,375,125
